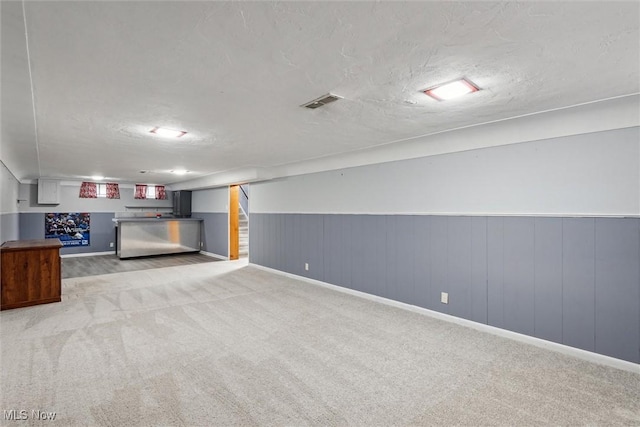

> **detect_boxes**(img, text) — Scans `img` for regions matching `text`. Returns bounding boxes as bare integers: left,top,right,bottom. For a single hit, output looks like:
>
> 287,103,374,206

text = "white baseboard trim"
250,263,639,374
61,251,114,258
200,250,228,261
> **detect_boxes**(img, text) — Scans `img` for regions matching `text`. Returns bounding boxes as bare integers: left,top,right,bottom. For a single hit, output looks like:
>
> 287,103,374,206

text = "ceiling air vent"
301,93,343,109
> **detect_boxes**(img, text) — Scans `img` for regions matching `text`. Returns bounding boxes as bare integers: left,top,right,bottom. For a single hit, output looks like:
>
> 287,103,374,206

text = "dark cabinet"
1,239,63,310
172,190,192,218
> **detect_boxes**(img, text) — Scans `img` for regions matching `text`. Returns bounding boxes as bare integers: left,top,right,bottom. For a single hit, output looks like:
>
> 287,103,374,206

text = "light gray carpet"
1,260,639,426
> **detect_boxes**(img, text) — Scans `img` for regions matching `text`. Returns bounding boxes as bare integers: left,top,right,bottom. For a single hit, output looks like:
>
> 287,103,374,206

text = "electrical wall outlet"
441,292,449,304
304,263,309,271
109,242,114,248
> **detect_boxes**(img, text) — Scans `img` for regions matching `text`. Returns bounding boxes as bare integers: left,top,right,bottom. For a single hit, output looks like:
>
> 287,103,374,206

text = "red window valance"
79,181,97,198
134,184,147,199
155,185,166,200
106,183,120,199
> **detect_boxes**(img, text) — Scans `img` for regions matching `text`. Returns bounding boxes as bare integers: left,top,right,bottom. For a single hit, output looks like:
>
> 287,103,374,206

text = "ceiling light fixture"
91,175,104,180
171,169,188,175
423,78,479,101
150,127,187,138
301,93,343,109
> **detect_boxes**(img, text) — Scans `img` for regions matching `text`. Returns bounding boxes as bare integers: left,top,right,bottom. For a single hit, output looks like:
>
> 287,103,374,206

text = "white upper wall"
173,94,639,191
18,182,172,213
0,161,19,214
251,127,640,216
192,187,228,213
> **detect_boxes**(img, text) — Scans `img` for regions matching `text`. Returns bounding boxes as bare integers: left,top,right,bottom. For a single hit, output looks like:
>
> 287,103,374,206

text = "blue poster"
45,212,90,247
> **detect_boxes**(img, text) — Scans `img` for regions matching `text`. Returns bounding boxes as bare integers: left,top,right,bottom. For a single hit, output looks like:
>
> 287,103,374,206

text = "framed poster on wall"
45,212,90,247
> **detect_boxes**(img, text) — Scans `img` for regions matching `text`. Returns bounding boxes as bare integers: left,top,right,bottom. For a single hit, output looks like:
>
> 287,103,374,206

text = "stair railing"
239,184,249,220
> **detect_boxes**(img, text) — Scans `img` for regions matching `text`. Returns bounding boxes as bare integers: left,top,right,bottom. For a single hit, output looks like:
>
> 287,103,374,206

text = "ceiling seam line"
22,0,42,178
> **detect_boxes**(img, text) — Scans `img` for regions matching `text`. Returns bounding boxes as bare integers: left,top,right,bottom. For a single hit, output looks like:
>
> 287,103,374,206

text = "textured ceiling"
1,1,639,185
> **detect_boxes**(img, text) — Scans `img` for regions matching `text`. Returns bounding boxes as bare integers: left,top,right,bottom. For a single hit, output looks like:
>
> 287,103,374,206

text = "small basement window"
146,186,156,199
97,183,107,198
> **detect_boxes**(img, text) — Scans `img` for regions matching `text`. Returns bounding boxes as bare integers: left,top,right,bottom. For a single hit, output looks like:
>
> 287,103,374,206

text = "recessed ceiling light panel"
171,169,188,175
91,175,104,180
150,127,187,138
424,78,479,101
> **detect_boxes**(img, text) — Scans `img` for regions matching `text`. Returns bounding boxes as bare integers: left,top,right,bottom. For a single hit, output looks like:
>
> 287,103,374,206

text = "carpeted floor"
1,260,639,426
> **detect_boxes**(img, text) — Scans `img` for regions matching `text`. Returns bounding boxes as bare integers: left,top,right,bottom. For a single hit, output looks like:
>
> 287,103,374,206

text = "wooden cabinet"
1,239,63,310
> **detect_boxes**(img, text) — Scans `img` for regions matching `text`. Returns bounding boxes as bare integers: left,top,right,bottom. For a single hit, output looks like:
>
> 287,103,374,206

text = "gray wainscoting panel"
260,214,275,267
249,213,262,265
323,215,351,289
502,217,535,336
272,215,281,270
266,214,276,268
0,213,19,243
276,215,284,268
290,214,304,277
195,212,228,258
470,217,488,324
562,218,596,353
252,214,264,266
294,214,306,276
430,216,449,314
267,214,278,269
278,215,287,272
300,214,324,282
594,218,640,363
323,215,340,286
534,217,563,344
338,215,353,289
20,212,115,255
413,216,432,310
276,214,285,270
386,216,415,304
257,214,267,267
487,217,504,328
284,214,296,274
385,216,400,301
400,216,417,305
350,215,368,295
350,216,371,295
19,212,45,240
448,217,473,321
351,215,386,298
250,213,639,363
267,214,276,268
